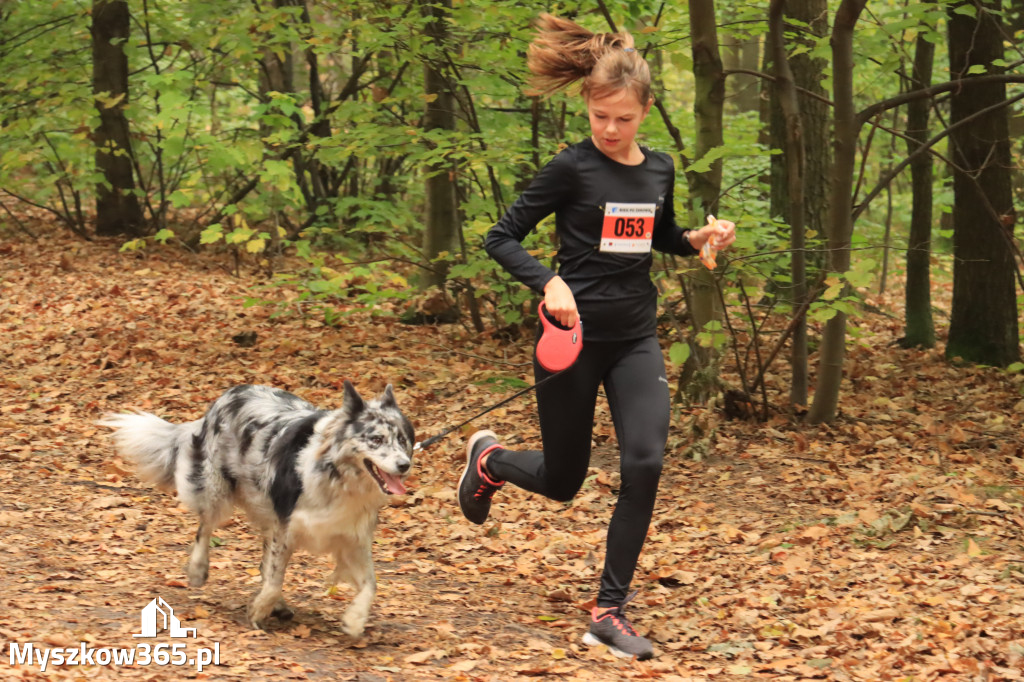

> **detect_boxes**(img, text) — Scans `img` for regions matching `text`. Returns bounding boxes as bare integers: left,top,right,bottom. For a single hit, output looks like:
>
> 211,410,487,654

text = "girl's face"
586,89,652,161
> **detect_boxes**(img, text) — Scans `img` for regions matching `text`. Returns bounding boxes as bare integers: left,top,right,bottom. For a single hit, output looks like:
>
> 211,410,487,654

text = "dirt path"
2,232,1023,681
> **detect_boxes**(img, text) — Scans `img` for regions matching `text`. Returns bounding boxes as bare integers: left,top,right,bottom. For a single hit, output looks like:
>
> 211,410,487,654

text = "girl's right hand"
542,276,578,328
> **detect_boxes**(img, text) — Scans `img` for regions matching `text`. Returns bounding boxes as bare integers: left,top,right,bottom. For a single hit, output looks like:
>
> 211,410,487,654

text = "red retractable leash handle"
413,302,584,451
535,301,583,372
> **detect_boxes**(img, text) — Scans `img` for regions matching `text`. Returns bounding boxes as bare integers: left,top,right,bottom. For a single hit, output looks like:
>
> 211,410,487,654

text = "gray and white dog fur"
100,381,414,636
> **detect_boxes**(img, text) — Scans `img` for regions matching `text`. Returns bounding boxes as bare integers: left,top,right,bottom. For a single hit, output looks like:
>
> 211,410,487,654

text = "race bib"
600,202,656,253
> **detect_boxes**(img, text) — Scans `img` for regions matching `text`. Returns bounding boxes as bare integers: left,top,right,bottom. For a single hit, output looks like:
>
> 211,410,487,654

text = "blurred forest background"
1,0,1023,421
3,4,1024,676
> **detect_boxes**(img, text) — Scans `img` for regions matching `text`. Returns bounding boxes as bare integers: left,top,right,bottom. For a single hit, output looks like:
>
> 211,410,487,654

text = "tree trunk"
1009,0,1024,144
767,0,829,241
258,0,319,215
681,0,726,400
91,0,143,237
794,0,831,268
420,0,459,291
766,0,829,407
901,29,936,349
721,31,760,114
946,0,1019,366
805,0,866,425
767,0,808,408
689,0,725,215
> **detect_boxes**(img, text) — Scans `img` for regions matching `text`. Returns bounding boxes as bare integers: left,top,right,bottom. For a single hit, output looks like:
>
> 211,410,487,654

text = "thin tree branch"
0,200,37,239
852,90,1024,222
856,74,1024,125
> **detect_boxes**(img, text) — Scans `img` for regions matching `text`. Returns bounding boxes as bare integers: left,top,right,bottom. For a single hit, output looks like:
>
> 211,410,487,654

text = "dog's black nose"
397,461,411,475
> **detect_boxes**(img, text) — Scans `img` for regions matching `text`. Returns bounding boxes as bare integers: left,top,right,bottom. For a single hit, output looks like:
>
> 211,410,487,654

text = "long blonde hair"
525,13,652,105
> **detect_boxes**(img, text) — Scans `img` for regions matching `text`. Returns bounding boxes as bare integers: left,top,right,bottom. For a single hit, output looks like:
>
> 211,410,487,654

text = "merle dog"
101,381,413,635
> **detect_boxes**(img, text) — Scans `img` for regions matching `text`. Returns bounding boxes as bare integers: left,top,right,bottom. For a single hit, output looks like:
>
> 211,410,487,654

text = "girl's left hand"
690,217,736,251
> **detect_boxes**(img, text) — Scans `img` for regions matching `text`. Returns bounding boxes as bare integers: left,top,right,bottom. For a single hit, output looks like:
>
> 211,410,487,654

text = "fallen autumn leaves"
1,232,1023,681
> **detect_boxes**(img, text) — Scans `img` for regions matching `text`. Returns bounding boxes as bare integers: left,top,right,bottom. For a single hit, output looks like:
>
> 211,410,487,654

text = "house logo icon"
133,597,197,638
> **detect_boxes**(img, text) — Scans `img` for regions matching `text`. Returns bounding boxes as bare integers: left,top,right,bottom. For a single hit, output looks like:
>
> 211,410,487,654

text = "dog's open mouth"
364,460,407,495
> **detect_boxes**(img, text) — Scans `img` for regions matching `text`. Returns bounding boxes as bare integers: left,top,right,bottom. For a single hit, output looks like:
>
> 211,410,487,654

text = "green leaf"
823,277,844,301
684,145,728,174
846,259,876,289
169,189,192,208
669,342,690,365
119,238,147,252
226,226,255,245
200,225,224,245
94,91,126,109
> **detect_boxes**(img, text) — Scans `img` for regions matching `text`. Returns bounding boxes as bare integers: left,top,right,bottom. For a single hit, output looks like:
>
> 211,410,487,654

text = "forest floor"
1,227,1023,682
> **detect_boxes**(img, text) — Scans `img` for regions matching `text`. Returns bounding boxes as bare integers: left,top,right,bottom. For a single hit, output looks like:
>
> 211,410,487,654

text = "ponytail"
525,13,651,105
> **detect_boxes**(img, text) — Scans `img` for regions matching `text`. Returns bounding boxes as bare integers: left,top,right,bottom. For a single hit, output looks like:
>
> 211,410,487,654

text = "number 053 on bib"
600,202,656,253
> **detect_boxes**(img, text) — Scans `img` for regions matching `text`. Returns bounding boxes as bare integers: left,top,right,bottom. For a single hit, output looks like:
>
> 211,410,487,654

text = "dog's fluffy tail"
99,412,187,491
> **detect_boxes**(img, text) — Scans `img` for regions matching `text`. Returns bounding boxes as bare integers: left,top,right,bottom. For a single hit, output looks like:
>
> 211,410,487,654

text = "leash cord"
414,369,565,451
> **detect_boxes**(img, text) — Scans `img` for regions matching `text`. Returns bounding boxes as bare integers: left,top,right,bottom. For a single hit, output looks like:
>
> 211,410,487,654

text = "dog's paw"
340,614,367,638
247,612,270,630
186,563,208,587
247,599,275,630
341,622,365,638
271,600,294,621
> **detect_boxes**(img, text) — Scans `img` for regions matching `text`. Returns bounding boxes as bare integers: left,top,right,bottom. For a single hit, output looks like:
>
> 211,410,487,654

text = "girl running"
459,13,736,660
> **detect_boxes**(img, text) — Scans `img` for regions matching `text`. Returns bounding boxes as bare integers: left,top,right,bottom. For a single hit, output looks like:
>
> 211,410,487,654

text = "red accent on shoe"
476,444,503,488
591,606,638,636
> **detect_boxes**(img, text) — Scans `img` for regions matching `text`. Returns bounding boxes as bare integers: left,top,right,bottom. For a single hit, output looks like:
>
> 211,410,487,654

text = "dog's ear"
341,380,366,419
379,383,397,408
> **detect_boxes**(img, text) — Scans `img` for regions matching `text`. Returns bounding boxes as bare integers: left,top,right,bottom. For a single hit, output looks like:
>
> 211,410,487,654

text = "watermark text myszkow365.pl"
7,597,221,674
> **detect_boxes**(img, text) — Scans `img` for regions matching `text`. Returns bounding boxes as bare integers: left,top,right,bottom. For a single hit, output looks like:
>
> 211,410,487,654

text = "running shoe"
582,591,654,660
458,430,504,525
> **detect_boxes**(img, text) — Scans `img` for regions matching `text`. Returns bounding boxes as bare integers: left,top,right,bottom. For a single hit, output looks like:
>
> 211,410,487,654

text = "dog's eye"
369,435,384,448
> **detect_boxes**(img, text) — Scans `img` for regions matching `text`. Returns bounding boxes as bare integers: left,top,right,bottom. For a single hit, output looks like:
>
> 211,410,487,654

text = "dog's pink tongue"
382,471,407,495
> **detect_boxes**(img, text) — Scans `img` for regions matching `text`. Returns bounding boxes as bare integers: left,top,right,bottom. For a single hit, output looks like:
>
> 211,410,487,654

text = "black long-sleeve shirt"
485,138,698,342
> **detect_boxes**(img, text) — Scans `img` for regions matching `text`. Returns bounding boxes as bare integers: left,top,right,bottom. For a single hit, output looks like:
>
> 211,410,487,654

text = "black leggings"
486,334,670,607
